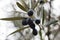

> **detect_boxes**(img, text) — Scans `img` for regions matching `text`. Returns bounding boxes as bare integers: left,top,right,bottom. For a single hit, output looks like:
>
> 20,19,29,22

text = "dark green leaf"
39,30,42,37
39,28,43,40
7,27,29,37
0,17,27,21
16,2,27,12
42,7,47,24
42,7,45,24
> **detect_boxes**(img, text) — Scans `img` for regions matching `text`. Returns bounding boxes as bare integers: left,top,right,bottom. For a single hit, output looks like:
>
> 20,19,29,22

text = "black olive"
22,19,28,25
27,18,33,25
28,10,33,16
32,29,37,36
29,23,35,29
35,19,40,24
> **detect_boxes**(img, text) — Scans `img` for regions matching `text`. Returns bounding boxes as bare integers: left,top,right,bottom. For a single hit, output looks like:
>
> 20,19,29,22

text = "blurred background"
0,0,60,40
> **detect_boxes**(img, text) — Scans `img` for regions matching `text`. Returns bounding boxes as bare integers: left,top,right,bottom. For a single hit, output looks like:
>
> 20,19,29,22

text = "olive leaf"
31,0,36,9
44,0,47,3
33,0,39,10
46,20,58,26
20,0,29,10
42,7,45,24
0,17,27,21
37,7,41,16
31,0,39,9
41,7,47,25
7,26,29,37
39,28,43,40
27,1,30,9
16,2,27,12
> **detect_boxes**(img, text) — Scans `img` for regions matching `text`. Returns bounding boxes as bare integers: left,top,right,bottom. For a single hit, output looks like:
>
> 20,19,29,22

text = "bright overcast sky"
0,0,60,40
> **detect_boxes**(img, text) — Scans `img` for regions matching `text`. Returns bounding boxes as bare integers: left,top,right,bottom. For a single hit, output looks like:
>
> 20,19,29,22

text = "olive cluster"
22,10,40,36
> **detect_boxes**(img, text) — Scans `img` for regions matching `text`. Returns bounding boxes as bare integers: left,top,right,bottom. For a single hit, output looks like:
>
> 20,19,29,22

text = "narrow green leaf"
33,0,39,10
39,28,43,40
0,17,27,21
42,7,45,24
39,30,42,37
42,7,47,24
46,20,58,26
37,7,41,16
7,27,29,37
44,0,47,3
16,2,27,12
27,0,30,9
20,0,29,10
31,0,35,9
